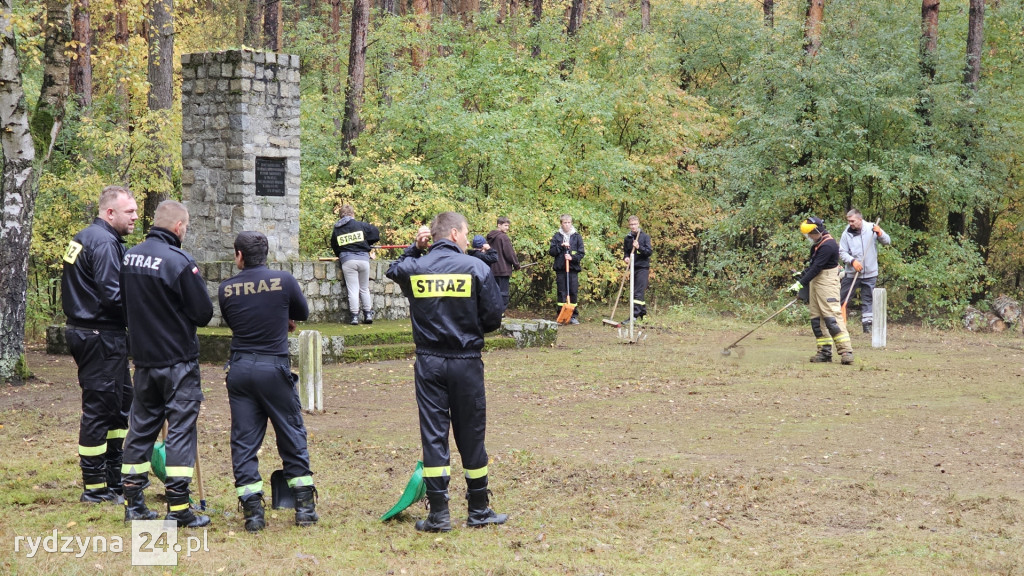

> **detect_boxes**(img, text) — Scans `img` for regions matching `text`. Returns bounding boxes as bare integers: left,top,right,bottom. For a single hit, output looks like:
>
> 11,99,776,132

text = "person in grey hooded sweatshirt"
839,209,891,333
329,205,381,325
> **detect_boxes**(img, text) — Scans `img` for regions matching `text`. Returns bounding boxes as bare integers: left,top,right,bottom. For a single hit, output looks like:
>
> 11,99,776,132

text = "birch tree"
1,0,40,385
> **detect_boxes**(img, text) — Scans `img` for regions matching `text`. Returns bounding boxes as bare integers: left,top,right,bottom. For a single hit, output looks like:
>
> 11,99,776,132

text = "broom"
603,247,634,327
556,257,576,324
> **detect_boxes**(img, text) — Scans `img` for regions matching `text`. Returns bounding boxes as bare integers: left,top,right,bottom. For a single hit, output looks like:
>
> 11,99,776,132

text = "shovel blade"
556,303,576,325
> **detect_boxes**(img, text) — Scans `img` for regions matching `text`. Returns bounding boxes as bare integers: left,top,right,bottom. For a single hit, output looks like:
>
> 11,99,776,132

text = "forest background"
2,0,1023,381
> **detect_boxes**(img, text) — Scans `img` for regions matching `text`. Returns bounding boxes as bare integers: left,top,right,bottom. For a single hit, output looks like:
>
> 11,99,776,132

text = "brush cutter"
604,247,634,327
721,298,799,356
556,258,576,324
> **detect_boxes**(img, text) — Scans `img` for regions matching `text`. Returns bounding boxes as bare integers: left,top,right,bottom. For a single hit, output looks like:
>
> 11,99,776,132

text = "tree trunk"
144,0,174,230
497,0,506,23
70,0,92,107
509,0,519,18
762,0,773,28
963,0,984,88
531,0,542,57
244,0,261,46
331,0,341,91
964,0,987,256
342,0,369,155
38,0,72,161
920,0,938,79
909,0,939,242
803,0,823,57
1,0,41,385
114,0,129,112
264,0,282,51
640,0,650,31
567,0,583,36
411,0,428,69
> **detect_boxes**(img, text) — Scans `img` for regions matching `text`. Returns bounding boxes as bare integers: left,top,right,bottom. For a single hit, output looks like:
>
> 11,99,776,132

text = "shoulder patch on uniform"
63,240,84,264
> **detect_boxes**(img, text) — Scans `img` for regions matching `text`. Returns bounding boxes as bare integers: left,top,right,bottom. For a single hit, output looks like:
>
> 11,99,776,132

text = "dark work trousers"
66,327,131,491
121,361,203,495
415,353,489,493
225,353,313,498
495,276,511,309
555,271,580,320
840,275,878,324
632,268,650,318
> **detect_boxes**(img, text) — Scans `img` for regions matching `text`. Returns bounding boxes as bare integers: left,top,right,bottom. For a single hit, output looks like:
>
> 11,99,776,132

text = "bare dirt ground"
2,312,1023,575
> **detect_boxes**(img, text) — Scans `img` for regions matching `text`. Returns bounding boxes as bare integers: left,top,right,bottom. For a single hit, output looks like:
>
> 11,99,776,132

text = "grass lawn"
2,309,1023,575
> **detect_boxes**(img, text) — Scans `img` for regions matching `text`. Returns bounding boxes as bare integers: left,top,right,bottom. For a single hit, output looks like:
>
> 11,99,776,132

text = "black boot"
349,312,360,325
239,493,266,532
80,486,119,503
106,452,124,500
80,467,118,503
809,345,833,363
361,309,374,324
466,488,508,528
415,491,451,532
293,486,319,527
123,484,159,522
166,490,210,528
862,321,872,334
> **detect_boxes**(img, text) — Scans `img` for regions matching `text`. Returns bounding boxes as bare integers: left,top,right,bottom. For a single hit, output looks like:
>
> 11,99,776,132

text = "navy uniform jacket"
549,232,585,273
218,265,309,356
386,239,504,357
120,227,213,367
797,234,840,287
61,218,128,330
623,231,653,269
329,217,381,257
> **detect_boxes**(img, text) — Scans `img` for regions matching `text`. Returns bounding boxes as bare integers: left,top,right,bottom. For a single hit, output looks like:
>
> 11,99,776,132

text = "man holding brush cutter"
839,209,890,333
789,216,854,365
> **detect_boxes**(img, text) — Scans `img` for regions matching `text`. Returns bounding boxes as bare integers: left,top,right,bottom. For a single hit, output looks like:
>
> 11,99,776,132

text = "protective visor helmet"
799,216,826,236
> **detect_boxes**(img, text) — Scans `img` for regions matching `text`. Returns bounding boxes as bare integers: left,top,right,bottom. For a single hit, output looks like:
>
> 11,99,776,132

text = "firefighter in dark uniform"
386,212,507,532
218,231,317,532
789,216,854,365
623,215,654,321
119,200,214,527
329,204,381,325
61,185,139,503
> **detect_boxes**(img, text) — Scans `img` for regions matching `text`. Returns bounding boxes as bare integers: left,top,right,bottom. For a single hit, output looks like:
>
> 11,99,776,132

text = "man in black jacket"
119,200,214,527
61,185,139,503
485,217,520,309
219,231,317,532
386,212,507,532
623,216,654,321
329,204,381,325
549,214,585,324
789,217,853,365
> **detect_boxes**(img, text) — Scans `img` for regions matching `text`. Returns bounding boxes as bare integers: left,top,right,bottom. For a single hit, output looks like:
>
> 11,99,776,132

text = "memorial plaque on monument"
255,156,287,197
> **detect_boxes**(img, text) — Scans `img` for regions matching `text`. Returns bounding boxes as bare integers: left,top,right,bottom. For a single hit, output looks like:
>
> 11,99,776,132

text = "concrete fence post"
297,330,323,411
872,288,887,348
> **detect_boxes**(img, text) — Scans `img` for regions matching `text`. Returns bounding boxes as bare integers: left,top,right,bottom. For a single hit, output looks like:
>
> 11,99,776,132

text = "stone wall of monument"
198,259,411,327
180,50,301,264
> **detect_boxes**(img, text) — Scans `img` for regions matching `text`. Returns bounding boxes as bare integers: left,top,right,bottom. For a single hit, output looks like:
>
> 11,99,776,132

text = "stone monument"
179,49,301,263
